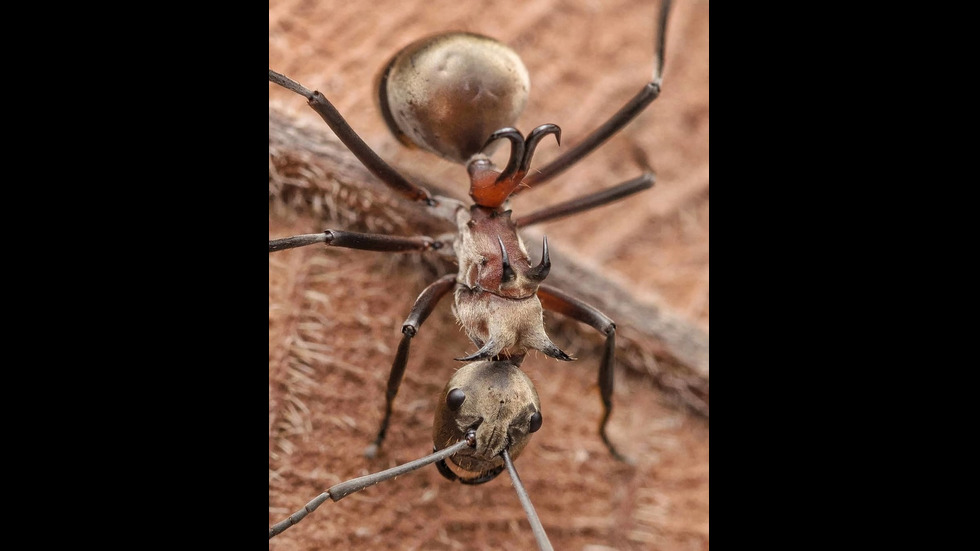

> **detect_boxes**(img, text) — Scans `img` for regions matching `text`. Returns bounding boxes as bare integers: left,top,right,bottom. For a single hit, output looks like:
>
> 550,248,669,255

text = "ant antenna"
503,448,553,551
269,432,476,539
652,0,671,85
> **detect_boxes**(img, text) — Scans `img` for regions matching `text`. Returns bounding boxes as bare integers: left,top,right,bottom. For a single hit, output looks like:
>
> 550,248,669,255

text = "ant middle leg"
269,229,439,253
536,283,629,464
365,273,457,458
514,171,654,228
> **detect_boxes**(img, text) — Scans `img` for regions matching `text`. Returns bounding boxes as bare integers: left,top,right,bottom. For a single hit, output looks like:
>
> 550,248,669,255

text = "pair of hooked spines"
453,235,560,362
454,333,575,363
455,345,573,363
482,123,561,184
496,234,551,285
467,124,562,208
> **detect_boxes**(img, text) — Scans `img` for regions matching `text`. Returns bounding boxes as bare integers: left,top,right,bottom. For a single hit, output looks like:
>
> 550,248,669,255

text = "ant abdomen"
376,32,530,164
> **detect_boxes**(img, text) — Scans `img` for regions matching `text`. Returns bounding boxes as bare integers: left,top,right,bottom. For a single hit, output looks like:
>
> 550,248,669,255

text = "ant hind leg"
537,284,631,464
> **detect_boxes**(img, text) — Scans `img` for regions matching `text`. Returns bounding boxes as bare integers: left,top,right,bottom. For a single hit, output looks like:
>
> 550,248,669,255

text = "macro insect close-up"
269,0,709,549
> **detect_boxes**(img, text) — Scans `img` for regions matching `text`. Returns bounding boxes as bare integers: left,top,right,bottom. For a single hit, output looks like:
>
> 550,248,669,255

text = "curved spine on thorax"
454,205,535,299
451,205,563,360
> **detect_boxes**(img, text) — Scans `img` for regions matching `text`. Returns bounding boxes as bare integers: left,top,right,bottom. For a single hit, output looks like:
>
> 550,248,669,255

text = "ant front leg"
365,273,457,458
514,0,672,192
537,284,630,464
514,172,654,228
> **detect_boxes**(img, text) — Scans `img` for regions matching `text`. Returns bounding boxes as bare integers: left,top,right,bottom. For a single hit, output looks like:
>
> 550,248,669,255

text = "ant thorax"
451,205,562,360
453,206,533,299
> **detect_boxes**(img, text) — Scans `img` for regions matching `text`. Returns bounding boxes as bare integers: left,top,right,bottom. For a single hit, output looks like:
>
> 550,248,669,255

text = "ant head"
432,359,542,483
377,32,530,165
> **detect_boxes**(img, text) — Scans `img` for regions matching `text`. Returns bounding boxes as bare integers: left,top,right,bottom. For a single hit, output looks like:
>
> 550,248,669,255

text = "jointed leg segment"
514,0,671,192
365,273,457,457
515,172,654,227
537,283,628,463
269,229,438,253
270,69,434,205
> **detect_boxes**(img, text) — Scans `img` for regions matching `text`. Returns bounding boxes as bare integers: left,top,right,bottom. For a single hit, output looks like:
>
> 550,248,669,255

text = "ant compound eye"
529,411,542,433
377,32,530,164
447,388,466,411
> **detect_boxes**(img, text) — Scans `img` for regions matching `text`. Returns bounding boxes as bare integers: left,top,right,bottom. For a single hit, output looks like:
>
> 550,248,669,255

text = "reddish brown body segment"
467,162,527,208
454,206,532,298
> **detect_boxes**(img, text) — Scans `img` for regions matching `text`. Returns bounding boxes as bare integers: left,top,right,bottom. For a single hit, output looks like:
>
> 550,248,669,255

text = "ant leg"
514,172,654,228
365,273,457,457
269,229,438,253
269,69,434,205
516,0,671,191
536,283,630,464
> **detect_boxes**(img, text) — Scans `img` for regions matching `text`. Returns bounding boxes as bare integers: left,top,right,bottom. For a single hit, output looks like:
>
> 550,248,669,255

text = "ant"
269,1,672,547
